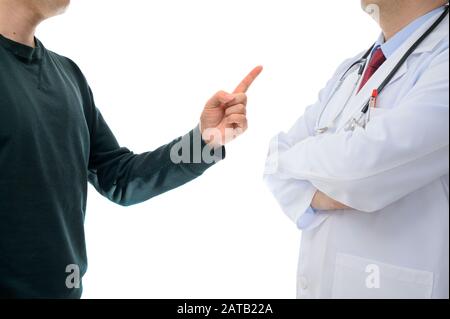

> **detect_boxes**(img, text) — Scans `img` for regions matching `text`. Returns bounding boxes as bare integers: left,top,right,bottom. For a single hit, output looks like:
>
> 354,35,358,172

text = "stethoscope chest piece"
315,127,329,135
314,5,449,136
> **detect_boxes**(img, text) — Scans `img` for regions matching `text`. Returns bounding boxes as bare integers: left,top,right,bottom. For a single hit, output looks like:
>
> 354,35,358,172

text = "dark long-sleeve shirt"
0,34,223,298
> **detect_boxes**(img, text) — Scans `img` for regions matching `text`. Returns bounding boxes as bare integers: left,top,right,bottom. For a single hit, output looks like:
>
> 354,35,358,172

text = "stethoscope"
315,5,449,135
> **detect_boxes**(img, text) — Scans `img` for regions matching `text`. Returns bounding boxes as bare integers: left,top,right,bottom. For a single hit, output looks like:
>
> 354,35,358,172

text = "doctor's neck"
370,0,448,41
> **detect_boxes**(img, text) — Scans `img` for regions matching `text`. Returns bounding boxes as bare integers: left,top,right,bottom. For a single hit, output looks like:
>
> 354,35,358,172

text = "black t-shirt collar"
0,34,44,61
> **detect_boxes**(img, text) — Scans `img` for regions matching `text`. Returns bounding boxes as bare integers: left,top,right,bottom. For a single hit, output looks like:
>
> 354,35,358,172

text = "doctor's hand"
311,191,350,211
200,66,263,147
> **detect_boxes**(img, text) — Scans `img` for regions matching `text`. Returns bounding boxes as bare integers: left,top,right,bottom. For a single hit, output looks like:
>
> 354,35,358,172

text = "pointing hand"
200,66,263,147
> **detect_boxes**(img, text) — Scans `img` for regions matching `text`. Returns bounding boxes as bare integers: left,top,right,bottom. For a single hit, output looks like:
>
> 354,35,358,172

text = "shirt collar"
0,34,44,62
373,6,447,58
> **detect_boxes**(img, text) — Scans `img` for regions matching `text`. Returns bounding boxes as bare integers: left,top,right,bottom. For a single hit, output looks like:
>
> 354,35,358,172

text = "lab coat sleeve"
264,58,355,228
275,50,450,213
264,132,319,228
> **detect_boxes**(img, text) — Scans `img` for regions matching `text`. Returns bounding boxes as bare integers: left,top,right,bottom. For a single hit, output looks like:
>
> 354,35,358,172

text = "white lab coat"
265,12,449,299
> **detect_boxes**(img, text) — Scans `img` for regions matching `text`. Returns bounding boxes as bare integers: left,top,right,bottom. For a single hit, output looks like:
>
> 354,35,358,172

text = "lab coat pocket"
331,253,434,299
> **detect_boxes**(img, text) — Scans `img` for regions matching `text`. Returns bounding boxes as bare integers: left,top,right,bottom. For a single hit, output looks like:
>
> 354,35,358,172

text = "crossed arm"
265,49,449,219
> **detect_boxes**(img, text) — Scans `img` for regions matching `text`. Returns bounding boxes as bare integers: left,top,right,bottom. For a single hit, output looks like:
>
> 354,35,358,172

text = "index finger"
233,66,263,94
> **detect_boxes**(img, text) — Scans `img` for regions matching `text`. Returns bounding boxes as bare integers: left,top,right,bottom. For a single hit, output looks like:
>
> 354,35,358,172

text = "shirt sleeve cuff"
297,206,329,231
179,126,226,175
290,184,320,229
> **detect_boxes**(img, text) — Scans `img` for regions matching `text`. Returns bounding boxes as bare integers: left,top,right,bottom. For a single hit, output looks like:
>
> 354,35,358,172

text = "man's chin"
56,0,71,15
38,0,71,19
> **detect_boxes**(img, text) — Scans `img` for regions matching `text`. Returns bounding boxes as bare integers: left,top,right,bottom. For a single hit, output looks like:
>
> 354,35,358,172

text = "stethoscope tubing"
361,4,449,115
315,5,449,135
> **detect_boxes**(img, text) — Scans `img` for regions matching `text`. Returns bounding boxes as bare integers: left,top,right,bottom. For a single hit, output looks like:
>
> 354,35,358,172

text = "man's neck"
0,2,41,47
380,1,447,41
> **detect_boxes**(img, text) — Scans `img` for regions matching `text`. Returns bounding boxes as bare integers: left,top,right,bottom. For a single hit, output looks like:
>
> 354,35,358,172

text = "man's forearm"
88,127,224,207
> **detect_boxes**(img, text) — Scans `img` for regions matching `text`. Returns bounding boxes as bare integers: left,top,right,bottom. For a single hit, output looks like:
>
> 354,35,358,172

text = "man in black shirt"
0,0,262,298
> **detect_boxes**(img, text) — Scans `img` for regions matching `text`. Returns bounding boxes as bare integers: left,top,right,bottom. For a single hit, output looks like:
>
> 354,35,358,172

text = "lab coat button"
299,276,309,290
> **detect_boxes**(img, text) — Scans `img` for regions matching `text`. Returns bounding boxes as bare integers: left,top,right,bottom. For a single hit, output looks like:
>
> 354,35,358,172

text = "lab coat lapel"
387,15,449,85
337,14,448,131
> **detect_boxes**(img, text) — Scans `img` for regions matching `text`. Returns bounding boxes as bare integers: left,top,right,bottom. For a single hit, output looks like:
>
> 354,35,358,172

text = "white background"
37,0,379,299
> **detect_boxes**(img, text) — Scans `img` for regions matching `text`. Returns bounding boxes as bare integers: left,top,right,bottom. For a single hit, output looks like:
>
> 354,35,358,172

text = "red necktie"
358,47,386,92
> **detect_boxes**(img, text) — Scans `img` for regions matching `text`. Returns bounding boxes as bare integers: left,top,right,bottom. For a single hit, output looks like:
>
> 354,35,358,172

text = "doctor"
265,0,449,299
